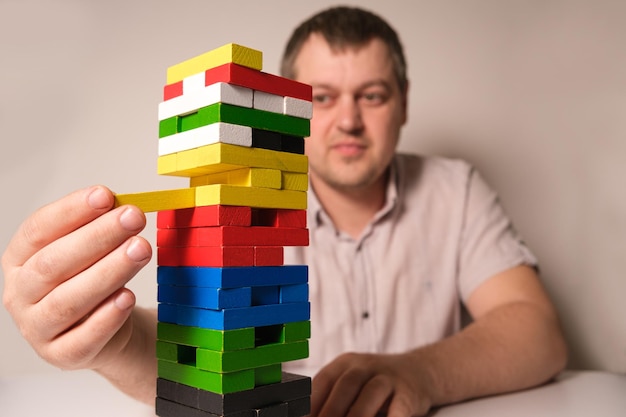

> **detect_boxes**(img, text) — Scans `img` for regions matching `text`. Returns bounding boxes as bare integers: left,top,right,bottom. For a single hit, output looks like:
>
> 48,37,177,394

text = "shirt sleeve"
457,167,538,302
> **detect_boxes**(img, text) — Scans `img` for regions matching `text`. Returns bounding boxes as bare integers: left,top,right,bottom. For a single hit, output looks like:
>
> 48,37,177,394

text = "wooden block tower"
115,43,312,417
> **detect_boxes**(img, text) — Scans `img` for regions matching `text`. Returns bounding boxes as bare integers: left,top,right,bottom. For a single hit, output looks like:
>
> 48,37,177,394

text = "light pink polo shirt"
283,153,537,377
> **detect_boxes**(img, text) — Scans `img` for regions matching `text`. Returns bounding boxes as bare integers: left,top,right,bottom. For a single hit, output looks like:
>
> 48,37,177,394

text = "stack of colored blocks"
115,43,313,417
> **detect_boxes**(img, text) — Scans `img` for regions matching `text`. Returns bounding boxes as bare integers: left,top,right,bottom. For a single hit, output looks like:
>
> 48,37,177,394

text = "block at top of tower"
166,43,262,84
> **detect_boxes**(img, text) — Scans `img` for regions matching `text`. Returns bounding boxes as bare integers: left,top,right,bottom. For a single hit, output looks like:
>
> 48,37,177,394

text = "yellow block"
282,172,309,191
114,188,195,212
158,143,308,177
195,184,306,210
166,43,263,84
189,167,282,189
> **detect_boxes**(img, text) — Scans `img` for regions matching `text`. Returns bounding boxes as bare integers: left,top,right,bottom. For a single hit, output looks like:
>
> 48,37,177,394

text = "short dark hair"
280,6,408,91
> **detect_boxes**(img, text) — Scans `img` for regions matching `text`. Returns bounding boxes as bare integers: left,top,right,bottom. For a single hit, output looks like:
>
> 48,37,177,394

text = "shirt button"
362,311,370,319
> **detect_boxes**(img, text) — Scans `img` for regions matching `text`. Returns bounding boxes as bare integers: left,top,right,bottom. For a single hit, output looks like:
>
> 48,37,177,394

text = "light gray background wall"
1,0,624,376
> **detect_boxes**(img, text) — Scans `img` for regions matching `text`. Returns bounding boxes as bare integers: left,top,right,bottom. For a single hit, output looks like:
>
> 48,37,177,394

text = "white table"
0,370,624,416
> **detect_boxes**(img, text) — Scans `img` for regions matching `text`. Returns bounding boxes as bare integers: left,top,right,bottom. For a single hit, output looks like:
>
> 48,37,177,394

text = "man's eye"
313,94,330,103
361,92,386,105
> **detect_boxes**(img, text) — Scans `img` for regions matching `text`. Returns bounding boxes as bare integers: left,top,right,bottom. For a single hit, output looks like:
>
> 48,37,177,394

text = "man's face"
293,34,407,192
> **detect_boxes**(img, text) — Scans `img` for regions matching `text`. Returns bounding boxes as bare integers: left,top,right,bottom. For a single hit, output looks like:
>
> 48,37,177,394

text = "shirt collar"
309,155,400,232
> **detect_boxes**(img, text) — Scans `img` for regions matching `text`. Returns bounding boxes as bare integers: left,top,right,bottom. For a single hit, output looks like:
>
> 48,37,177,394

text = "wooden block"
194,184,306,210
158,285,252,309
156,226,309,247
157,372,311,416
159,82,253,121
158,360,255,394
279,135,305,155
114,188,195,212
158,152,178,174
251,209,307,228
254,246,284,266
158,143,308,177
197,340,308,373
157,205,252,229
279,284,308,303
251,129,282,152
157,322,255,351
253,90,283,114
283,96,313,119
182,72,207,94
157,265,308,288
281,321,311,343
281,172,308,191
155,396,295,417
251,286,280,306
189,168,282,190
159,122,253,156
159,103,310,139
164,80,183,101
155,397,226,417
200,63,311,101
167,43,263,84
286,396,311,417
254,364,282,386
157,301,310,330
158,246,255,267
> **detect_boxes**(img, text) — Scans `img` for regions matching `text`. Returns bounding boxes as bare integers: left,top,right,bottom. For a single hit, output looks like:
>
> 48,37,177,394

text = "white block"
182,72,206,95
253,90,284,114
284,96,313,119
158,82,253,120
158,122,252,156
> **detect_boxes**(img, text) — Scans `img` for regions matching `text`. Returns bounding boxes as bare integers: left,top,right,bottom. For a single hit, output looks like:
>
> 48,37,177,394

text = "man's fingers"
31,235,151,342
15,204,147,305
39,288,136,370
346,375,393,417
2,185,114,270
312,355,373,417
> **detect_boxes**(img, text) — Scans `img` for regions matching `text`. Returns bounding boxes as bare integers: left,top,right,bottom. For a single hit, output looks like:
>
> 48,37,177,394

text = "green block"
157,360,254,394
157,322,255,351
254,363,282,386
159,103,310,138
156,340,178,362
196,340,309,372
159,116,178,137
156,340,197,364
281,321,311,343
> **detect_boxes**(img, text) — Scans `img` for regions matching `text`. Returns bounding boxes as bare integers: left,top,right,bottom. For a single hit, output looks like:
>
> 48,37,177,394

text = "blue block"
158,302,310,330
280,283,309,303
251,286,280,306
158,285,251,309
157,265,308,288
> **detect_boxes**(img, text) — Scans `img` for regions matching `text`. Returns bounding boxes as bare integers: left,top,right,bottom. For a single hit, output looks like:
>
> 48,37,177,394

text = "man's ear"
401,79,409,126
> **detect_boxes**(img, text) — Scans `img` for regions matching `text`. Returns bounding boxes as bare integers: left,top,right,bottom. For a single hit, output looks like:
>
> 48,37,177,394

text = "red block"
163,80,183,100
157,205,252,229
252,209,307,228
156,226,309,247
157,246,254,267
254,246,284,266
162,63,312,102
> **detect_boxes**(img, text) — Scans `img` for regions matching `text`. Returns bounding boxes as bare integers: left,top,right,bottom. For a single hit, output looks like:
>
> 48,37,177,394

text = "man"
1,6,567,417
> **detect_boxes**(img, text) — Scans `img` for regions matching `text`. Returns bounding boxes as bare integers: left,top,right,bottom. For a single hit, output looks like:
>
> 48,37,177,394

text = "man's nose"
336,97,364,133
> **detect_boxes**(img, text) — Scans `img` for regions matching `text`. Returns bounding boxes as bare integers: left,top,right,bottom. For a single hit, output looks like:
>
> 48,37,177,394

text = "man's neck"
311,171,389,240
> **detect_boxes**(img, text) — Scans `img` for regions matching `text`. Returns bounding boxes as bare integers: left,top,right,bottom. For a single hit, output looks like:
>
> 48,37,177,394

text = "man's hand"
309,265,568,417
311,351,434,417
1,185,156,401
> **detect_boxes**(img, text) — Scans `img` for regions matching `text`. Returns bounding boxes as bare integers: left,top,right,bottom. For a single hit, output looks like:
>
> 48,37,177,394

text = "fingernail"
126,237,151,262
120,207,145,231
114,290,135,310
88,186,111,209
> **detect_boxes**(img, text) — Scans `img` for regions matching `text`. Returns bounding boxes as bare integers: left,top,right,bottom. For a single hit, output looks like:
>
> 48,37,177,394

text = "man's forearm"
411,300,568,407
95,307,158,405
